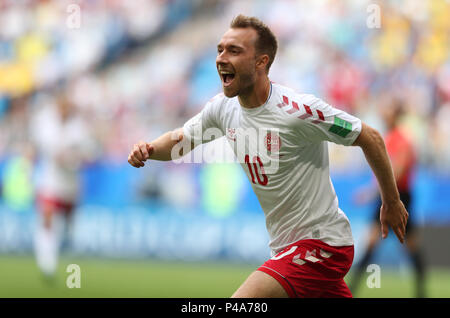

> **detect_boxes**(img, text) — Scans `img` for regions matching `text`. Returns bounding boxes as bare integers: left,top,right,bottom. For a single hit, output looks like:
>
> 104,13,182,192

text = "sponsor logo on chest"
226,128,236,142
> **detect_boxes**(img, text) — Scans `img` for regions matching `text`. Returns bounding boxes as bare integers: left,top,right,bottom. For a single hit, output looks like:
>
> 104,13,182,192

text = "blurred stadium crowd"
0,0,450,222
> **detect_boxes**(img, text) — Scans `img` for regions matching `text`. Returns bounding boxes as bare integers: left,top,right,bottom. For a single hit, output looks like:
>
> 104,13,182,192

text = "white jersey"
183,82,362,255
30,104,93,203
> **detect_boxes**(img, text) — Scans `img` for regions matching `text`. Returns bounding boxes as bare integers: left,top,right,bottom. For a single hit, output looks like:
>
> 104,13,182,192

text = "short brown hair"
230,14,278,73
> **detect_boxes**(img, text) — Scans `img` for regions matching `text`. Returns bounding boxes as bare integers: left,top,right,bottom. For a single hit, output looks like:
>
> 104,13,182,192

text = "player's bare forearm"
352,123,399,203
149,130,185,161
128,128,194,167
352,122,409,243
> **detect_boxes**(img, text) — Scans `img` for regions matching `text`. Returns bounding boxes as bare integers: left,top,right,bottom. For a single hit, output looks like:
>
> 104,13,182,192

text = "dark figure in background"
350,100,426,298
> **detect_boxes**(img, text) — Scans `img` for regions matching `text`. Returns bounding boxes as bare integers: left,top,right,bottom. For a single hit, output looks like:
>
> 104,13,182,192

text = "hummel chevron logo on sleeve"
279,96,326,124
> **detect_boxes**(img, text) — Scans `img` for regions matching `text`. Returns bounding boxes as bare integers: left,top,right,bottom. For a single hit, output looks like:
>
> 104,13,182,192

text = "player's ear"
256,54,269,71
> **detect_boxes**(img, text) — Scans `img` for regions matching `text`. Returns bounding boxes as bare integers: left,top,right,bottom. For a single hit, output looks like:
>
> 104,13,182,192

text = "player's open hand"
128,141,153,168
379,199,409,244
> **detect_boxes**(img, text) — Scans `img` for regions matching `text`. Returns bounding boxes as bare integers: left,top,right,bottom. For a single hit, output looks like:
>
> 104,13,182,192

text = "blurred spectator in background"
30,90,95,278
1,0,450,175
0,94,35,213
349,98,426,297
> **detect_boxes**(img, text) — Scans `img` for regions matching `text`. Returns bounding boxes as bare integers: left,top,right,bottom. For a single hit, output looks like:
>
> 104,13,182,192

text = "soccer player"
128,15,408,298
349,100,425,297
31,92,93,278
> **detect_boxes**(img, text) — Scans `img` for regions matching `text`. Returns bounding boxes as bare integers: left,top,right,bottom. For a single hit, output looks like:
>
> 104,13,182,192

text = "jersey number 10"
245,154,268,186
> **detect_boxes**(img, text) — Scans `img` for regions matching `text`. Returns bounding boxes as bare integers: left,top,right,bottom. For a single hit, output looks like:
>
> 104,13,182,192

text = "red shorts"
37,194,75,216
258,239,354,298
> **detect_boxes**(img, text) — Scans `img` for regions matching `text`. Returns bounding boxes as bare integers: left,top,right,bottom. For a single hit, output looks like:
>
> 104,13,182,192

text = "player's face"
216,28,259,98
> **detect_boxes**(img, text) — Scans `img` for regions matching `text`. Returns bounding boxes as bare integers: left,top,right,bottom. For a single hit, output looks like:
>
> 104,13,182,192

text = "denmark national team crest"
264,131,281,155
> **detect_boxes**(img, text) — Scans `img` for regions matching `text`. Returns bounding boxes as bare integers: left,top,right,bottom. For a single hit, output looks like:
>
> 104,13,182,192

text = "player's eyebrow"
217,44,244,51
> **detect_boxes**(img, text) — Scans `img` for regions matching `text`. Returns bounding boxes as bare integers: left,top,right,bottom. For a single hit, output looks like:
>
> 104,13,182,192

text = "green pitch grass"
0,255,449,298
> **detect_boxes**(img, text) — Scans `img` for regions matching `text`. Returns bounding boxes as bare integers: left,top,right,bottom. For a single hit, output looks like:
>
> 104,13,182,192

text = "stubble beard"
223,70,256,99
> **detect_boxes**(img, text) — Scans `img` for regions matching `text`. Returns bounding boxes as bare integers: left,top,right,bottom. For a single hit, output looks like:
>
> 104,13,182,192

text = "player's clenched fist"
128,141,154,168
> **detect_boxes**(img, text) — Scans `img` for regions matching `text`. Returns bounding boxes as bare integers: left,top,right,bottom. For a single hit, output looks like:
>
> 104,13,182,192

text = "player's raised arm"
352,122,409,243
128,128,194,167
128,94,223,168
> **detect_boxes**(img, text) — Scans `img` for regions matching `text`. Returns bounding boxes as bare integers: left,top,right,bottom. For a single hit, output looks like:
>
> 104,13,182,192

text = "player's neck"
238,76,271,109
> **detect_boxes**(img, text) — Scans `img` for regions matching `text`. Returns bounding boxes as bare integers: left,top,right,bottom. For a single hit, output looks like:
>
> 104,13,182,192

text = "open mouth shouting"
219,70,236,87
